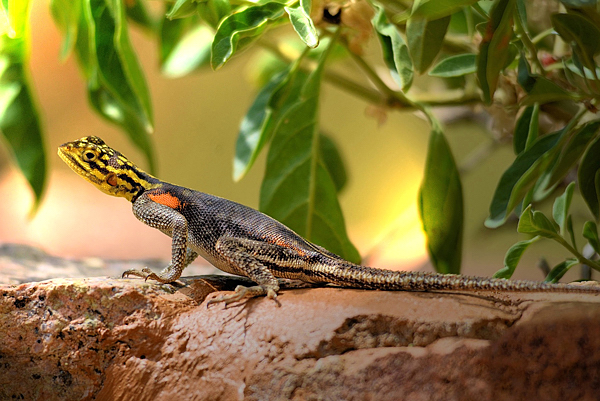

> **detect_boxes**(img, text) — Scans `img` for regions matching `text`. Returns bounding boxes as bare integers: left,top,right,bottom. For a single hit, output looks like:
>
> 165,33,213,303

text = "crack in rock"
299,313,518,359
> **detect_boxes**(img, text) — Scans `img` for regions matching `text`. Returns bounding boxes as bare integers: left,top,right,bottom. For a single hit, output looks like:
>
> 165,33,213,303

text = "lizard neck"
126,168,163,203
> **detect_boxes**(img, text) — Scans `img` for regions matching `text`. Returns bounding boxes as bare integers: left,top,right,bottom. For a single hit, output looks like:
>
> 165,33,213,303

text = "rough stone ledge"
1,276,599,400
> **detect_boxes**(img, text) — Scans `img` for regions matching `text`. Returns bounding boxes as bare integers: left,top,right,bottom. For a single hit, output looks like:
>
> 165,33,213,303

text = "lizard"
58,136,600,305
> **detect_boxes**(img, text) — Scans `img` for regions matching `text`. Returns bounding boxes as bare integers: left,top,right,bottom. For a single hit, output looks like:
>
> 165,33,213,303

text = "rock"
0,242,223,285
1,277,599,400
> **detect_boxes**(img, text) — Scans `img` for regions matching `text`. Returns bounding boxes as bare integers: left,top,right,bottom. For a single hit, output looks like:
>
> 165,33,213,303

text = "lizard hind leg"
207,238,281,306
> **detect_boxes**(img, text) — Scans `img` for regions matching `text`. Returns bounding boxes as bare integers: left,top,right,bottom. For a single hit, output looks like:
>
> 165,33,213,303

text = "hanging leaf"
50,0,81,60
552,13,600,74
260,35,360,263
166,0,197,20
319,133,347,193
0,3,46,212
578,135,600,220
197,0,231,29
544,258,578,283
372,6,413,90
552,182,575,235
583,221,600,254
477,0,516,104
513,104,539,155
285,3,319,48
494,236,540,279
517,205,560,239
124,0,156,31
429,54,476,77
418,128,464,274
160,20,212,78
486,131,561,228
547,120,600,188
76,0,156,172
411,0,479,21
566,215,576,249
234,63,309,181
406,15,450,74
211,2,287,70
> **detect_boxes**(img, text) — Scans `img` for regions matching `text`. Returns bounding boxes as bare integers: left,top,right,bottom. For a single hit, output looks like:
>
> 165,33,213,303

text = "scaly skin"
58,136,600,305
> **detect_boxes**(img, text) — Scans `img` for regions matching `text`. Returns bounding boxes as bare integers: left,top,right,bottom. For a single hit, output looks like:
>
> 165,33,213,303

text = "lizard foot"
121,268,162,282
207,285,280,307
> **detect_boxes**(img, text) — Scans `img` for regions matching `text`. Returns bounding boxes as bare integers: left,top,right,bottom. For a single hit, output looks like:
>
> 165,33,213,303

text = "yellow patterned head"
58,136,158,202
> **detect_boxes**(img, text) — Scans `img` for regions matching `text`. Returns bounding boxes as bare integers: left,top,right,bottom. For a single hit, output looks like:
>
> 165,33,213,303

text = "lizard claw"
266,289,281,307
122,267,155,280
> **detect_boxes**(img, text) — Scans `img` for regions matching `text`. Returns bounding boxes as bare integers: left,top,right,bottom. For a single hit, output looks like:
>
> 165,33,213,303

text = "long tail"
319,263,600,294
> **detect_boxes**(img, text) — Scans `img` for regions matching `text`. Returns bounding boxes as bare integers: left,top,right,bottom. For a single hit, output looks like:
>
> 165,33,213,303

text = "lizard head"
58,136,157,202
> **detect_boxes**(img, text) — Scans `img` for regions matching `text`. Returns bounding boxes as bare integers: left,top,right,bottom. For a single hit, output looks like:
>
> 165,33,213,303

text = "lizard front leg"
207,238,283,306
122,194,195,283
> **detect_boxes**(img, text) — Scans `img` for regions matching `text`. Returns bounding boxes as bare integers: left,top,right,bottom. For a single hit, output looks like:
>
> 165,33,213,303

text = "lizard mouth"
57,146,102,185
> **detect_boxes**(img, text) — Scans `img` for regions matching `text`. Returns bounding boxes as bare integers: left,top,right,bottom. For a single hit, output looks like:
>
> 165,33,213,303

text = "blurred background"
0,0,587,282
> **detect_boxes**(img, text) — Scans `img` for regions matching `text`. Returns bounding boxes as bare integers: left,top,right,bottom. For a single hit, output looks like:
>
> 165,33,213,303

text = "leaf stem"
555,236,600,272
471,3,489,19
343,41,414,108
531,27,554,45
259,37,482,110
514,13,545,75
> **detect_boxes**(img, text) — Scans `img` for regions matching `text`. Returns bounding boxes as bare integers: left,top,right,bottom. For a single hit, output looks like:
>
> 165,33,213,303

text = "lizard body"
58,136,600,304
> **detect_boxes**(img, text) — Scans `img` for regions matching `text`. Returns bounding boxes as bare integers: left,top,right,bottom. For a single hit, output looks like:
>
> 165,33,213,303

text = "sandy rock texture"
1,276,599,401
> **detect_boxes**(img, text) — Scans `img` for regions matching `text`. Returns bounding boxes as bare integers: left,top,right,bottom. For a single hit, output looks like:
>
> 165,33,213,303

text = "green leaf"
211,2,287,70
160,14,187,67
559,0,597,6
517,205,559,238
77,0,155,172
418,129,463,274
583,221,600,254
518,58,579,105
372,6,413,90
579,135,600,221
406,15,450,74
285,4,319,48
564,59,600,80
50,0,81,60
567,214,576,250
515,0,527,28
234,61,309,181
552,13,600,73
486,131,561,228
234,69,293,181
197,0,231,29
319,133,347,192
547,120,600,188
124,0,155,31
544,258,578,283
166,0,197,20
494,236,540,279
429,53,476,77
0,25,46,212
513,104,539,155
477,0,516,104
4,0,29,38
161,22,212,78
411,0,479,21
552,182,575,235
260,36,360,263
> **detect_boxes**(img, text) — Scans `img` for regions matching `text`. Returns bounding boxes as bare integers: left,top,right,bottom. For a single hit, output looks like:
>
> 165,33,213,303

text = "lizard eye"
83,151,97,162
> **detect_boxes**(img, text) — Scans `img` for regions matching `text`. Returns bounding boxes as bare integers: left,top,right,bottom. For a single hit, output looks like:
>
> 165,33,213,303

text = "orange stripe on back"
148,192,181,209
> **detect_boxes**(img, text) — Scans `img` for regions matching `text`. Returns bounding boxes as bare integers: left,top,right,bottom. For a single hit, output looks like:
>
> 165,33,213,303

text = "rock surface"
1,276,600,400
